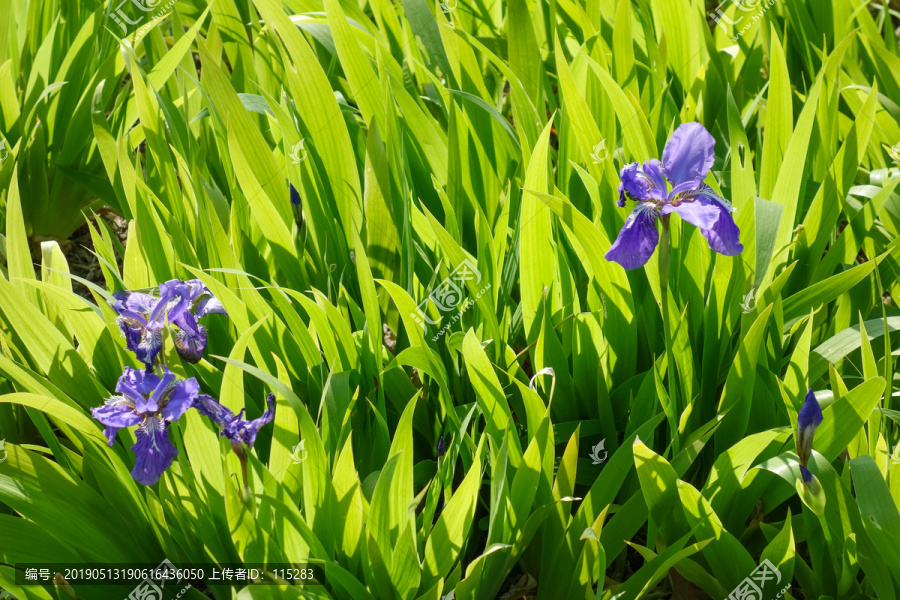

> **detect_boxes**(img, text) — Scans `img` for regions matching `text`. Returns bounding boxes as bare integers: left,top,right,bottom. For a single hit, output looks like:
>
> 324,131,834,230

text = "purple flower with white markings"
194,393,276,448
91,367,198,485
110,291,175,369
111,279,227,369
605,123,743,270
158,279,227,363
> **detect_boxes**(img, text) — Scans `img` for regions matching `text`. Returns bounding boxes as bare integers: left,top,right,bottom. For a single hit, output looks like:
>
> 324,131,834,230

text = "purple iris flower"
110,290,176,369
194,393,276,447
605,123,744,270
91,367,198,485
796,388,823,470
437,435,447,457
112,279,227,369
158,279,228,363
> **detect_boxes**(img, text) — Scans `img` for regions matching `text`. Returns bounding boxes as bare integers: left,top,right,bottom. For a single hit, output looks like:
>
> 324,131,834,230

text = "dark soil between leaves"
56,212,127,300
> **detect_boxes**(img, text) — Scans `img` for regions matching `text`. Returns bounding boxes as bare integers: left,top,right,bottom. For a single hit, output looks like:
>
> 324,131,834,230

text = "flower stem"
233,442,251,504
658,215,679,452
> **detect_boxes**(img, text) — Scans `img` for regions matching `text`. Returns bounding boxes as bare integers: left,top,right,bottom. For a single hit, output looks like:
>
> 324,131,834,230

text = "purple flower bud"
799,465,813,485
289,183,302,206
796,388,823,467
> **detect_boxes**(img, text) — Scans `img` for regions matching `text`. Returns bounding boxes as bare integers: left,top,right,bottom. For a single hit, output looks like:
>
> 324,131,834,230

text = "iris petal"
193,394,236,428
115,308,149,327
144,368,177,413
130,416,178,486
703,208,743,256
246,393,276,444
117,318,144,354
92,398,141,446
92,397,140,426
157,280,187,303
195,295,227,318
151,281,192,328
148,288,177,325
618,162,653,206
162,279,227,322
135,327,164,369
173,325,208,363
171,312,208,363
162,378,199,422
661,192,743,256
121,366,159,395
660,198,722,229
112,291,157,317
618,161,667,206
102,426,120,446
605,204,660,270
182,279,209,303
117,367,160,405
661,122,715,186
111,293,160,368
643,159,667,194
221,393,276,446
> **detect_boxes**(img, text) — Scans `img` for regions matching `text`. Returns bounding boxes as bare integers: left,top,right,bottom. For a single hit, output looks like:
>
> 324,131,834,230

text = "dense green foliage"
1,0,900,598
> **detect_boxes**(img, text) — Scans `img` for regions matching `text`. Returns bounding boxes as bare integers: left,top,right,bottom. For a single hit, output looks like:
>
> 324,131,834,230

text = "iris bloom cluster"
605,123,743,270
111,278,227,370
93,279,275,485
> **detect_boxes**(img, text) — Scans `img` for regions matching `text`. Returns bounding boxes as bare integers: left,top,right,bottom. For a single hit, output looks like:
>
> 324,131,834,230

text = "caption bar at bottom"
15,563,319,586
